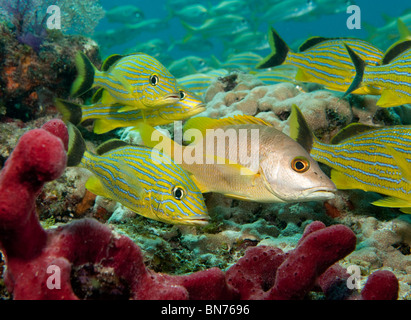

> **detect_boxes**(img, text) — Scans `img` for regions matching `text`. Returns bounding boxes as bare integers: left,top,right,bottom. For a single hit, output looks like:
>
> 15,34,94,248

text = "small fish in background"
289,104,411,213
167,55,211,78
71,52,180,112
223,31,269,55
126,18,170,34
252,65,299,85
218,52,264,72
365,12,411,50
124,39,173,66
259,0,318,25
168,4,209,24
181,14,251,40
177,69,229,97
93,26,141,51
344,40,411,107
55,87,205,134
66,123,209,226
105,5,145,24
256,27,384,95
208,0,251,16
168,35,214,54
136,115,336,203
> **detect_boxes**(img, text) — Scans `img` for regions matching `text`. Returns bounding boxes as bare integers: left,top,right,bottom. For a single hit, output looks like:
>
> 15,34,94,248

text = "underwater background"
0,0,411,300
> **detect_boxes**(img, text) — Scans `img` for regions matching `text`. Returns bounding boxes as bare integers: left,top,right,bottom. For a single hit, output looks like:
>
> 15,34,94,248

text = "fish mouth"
181,215,210,226
163,92,180,101
303,187,337,200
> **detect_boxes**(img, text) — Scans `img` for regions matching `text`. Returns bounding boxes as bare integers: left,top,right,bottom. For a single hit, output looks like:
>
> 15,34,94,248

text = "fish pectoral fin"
85,175,112,199
100,90,117,105
382,143,411,182
295,68,311,82
93,119,120,134
111,69,134,95
331,170,365,191
118,161,145,199
377,89,403,108
372,196,411,209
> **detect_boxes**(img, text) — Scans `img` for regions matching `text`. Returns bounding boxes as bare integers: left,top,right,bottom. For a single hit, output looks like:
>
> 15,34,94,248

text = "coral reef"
0,21,100,122
0,120,400,299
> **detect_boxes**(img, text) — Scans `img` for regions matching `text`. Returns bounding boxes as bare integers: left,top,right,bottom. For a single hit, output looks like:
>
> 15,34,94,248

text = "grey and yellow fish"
71,52,180,112
105,5,145,24
289,104,411,213
67,123,209,225
135,115,336,203
344,41,411,108
256,27,384,95
56,87,205,134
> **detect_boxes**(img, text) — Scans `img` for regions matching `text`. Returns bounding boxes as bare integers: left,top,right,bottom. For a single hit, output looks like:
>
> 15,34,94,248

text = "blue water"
95,0,410,62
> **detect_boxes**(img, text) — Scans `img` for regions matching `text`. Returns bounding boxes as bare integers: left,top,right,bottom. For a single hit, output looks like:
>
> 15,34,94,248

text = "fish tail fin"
343,43,365,98
288,104,316,153
54,98,83,126
66,122,87,167
256,27,289,69
181,20,196,42
70,51,98,97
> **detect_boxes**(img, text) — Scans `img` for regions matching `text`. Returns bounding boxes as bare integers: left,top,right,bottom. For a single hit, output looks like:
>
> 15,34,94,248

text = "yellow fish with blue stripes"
66,123,209,225
344,40,411,108
256,27,383,95
56,87,205,134
289,104,411,213
71,52,180,112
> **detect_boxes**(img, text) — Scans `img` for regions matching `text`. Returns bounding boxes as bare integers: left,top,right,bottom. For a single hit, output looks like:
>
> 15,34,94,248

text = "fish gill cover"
0,0,411,302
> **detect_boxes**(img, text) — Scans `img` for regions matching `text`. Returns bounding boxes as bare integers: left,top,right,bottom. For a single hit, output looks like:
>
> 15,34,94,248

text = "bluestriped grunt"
136,115,336,203
56,87,205,134
256,27,383,94
71,52,180,112
344,41,411,107
66,123,209,225
289,104,411,213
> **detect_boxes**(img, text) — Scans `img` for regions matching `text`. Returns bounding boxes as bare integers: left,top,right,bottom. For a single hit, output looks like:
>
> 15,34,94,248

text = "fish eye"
172,186,185,200
149,74,159,86
291,157,310,173
179,90,186,100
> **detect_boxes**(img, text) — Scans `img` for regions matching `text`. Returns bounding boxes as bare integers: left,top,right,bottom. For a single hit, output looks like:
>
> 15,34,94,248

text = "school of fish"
58,1,411,226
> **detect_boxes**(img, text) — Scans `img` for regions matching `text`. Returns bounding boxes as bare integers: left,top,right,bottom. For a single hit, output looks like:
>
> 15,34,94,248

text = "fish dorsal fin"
398,18,411,41
382,143,411,182
330,123,377,144
382,39,411,65
183,115,272,141
91,88,105,104
298,36,337,52
288,104,314,153
95,139,130,155
101,54,124,71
